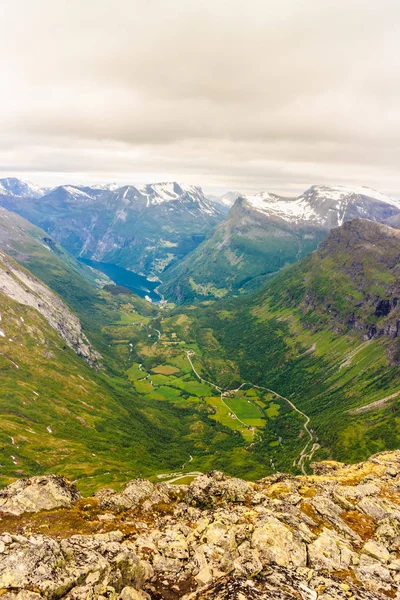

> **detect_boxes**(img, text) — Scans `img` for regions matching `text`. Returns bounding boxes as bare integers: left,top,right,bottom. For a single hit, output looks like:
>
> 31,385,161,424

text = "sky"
1,0,400,196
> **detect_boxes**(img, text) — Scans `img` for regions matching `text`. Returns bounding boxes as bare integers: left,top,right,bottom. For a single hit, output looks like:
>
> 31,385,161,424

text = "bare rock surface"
0,475,81,515
0,451,399,599
0,252,100,366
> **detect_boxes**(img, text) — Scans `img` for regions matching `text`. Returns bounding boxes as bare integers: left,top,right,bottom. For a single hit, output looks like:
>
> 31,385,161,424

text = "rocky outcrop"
0,252,101,366
0,531,150,599
94,479,169,512
0,475,80,515
185,471,254,507
0,451,400,598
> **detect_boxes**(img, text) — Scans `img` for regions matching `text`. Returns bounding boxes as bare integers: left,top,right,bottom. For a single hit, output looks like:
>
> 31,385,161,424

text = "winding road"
186,350,319,475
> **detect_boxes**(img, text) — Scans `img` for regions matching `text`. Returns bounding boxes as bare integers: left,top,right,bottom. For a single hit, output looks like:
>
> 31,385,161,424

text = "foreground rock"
0,531,150,600
0,451,399,598
0,475,80,515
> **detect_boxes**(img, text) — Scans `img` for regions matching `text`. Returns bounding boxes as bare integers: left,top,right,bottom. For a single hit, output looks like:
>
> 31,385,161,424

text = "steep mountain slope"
0,252,99,365
0,248,246,493
0,203,108,289
164,220,400,470
161,185,400,302
0,180,224,275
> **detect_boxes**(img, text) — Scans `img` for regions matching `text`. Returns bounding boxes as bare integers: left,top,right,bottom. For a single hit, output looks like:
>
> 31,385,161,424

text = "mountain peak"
303,184,400,208
136,181,203,203
236,184,400,228
0,177,45,199
320,217,400,252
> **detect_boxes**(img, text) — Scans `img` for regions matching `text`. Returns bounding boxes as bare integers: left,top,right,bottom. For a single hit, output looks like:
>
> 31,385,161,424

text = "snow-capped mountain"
0,179,224,275
0,177,46,199
242,185,400,229
37,182,218,216
110,182,218,216
160,184,400,303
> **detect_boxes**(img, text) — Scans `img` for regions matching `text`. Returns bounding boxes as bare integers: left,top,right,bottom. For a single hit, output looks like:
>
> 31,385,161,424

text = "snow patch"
244,192,319,223
242,184,400,226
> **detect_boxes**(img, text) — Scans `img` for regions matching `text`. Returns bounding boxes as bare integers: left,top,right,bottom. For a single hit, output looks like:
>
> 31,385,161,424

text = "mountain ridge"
0,179,224,276
161,185,400,302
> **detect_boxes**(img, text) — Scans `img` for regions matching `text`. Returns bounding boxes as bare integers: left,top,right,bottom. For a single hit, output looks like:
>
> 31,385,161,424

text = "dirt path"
252,384,317,475
157,469,202,483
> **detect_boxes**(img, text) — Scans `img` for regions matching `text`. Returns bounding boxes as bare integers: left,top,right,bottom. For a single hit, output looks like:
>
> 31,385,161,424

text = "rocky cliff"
0,451,399,599
0,251,100,366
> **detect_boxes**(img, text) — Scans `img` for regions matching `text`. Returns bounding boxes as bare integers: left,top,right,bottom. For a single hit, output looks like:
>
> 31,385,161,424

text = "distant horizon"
1,173,399,201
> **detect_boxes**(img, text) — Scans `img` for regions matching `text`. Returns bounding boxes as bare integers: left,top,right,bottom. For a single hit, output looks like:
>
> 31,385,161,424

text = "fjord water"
79,258,160,302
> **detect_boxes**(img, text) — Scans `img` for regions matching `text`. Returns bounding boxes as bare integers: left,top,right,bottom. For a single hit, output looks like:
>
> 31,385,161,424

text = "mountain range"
161,184,400,301
0,178,399,489
0,180,224,276
2,178,400,306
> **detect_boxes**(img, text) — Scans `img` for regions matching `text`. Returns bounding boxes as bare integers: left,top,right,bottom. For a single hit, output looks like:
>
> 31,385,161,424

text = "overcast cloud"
1,0,400,195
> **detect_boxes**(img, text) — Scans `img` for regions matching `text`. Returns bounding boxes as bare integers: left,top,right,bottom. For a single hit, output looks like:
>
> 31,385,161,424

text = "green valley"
0,214,399,493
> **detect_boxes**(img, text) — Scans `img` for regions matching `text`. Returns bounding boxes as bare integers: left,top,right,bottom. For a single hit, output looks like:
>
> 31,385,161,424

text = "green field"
152,365,180,375
134,379,154,394
126,363,144,380
266,402,280,418
205,396,254,442
224,395,266,428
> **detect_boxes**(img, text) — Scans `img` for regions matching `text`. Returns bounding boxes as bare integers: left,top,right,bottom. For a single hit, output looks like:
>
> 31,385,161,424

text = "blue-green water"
79,259,160,302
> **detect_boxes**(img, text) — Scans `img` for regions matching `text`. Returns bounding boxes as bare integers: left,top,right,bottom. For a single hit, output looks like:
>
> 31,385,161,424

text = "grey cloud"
0,0,400,194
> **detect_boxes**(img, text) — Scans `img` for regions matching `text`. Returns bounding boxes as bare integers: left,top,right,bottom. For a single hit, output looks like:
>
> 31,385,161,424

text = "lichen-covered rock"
0,475,81,515
362,539,391,563
251,515,306,568
0,593,42,600
0,531,150,599
308,528,356,571
119,588,150,600
0,534,62,592
95,479,156,512
0,450,399,598
94,480,176,514
185,471,254,508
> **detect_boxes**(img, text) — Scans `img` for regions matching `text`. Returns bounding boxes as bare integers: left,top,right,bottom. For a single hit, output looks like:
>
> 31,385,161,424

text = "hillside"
0,451,398,599
0,250,214,493
1,210,400,494
157,220,400,472
0,204,105,289
161,185,400,302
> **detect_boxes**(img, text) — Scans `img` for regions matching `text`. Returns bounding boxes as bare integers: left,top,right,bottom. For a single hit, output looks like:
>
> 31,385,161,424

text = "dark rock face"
190,567,382,599
295,220,400,354
375,298,398,318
